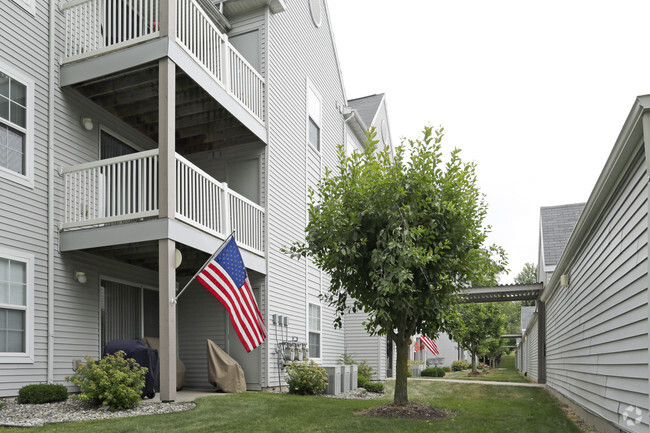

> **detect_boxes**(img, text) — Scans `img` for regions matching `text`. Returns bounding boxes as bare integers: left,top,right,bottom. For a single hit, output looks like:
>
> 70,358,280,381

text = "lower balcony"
60,149,265,258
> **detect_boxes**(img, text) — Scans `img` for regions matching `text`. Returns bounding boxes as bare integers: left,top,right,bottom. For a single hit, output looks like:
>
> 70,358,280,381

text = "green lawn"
427,355,532,383
5,379,580,433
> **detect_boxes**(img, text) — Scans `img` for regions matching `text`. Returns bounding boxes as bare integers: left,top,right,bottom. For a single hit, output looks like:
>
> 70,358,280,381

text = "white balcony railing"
61,150,265,255
61,0,265,123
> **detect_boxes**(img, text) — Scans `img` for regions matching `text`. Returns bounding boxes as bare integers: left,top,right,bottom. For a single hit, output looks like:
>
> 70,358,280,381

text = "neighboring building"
517,96,650,433
0,0,395,399
409,333,467,368
537,203,585,285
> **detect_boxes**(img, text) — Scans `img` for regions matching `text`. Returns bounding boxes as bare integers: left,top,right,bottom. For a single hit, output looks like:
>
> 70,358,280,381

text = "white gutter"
47,0,56,383
541,96,649,303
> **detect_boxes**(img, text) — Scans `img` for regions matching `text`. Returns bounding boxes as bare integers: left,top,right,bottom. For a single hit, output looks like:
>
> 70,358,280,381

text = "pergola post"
537,300,546,384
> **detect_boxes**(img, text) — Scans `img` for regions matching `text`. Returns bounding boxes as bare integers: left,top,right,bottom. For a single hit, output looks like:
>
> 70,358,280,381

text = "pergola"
459,282,546,383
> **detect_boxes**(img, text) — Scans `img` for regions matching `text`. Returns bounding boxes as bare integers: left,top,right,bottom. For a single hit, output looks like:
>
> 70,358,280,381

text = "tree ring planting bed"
356,402,453,420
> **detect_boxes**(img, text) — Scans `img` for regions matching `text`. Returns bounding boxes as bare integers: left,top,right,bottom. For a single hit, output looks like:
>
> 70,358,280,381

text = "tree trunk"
471,346,477,372
393,336,410,405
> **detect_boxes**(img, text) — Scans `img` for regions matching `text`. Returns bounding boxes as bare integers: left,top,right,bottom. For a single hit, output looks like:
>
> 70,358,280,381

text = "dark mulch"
356,402,453,420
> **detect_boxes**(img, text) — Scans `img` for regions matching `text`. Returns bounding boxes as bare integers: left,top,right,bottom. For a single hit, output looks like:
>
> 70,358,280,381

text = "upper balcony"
59,149,266,272
60,0,266,139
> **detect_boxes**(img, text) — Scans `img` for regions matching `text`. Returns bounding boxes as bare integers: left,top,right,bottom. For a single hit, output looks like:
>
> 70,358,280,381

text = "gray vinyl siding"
525,315,538,381
178,280,228,389
545,147,649,432
343,311,384,380
265,1,347,385
0,0,52,395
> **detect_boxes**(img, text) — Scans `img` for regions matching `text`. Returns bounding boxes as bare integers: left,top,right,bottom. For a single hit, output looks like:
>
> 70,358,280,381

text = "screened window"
308,303,321,358
0,72,27,175
0,257,27,353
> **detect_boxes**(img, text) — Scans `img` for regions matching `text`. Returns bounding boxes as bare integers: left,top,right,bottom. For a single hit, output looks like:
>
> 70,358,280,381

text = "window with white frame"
308,303,321,358
307,85,321,151
0,248,33,362
0,66,33,187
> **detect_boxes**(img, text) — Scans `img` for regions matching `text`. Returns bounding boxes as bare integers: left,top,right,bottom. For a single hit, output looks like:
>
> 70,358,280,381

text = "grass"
5,376,580,432
427,355,532,383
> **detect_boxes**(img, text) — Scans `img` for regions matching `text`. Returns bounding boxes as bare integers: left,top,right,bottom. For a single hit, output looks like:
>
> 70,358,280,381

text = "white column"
158,56,177,401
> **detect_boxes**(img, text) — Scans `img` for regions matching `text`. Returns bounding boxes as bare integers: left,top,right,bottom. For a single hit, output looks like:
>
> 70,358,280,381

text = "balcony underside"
60,218,267,275
61,37,267,146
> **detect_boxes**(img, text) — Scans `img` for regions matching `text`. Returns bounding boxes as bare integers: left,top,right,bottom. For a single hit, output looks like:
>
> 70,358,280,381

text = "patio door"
100,279,158,352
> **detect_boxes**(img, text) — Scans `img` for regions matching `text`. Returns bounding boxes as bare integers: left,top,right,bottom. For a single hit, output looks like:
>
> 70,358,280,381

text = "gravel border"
0,398,195,427
321,388,385,400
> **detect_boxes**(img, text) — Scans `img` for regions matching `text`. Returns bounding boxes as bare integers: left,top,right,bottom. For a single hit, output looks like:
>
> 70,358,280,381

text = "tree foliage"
514,262,537,284
287,126,507,403
450,303,506,372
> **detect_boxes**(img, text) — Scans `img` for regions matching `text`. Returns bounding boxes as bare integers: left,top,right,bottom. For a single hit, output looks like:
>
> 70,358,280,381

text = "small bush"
66,351,146,411
338,354,374,382
443,366,451,372
17,384,68,404
357,375,368,388
421,367,446,378
358,360,373,381
362,381,385,393
285,360,328,395
452,360,471,371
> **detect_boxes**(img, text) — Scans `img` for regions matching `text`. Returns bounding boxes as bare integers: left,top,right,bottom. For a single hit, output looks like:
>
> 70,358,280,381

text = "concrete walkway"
409,378,545,387
144,388,231,403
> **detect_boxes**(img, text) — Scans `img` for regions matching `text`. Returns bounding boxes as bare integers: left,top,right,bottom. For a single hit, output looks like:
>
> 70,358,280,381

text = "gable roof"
540,203,585,268
348,94,384,126
521,306,536,332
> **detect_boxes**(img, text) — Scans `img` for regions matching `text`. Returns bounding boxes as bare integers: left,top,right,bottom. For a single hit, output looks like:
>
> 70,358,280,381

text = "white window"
308,303,321,359
0,65,34,188
0,248,34,363
307,84,321,151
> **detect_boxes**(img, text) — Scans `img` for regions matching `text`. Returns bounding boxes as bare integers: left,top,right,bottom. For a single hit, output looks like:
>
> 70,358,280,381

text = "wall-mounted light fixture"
74,271,87,284
175,248,183,269
81,117,94,131
560,274,569,287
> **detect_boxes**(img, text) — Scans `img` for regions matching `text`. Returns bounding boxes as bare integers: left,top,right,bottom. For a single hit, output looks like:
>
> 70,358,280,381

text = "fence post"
223,35,230,92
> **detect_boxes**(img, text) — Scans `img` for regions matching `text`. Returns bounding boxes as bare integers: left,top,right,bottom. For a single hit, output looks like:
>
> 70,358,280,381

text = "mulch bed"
356,402,453,420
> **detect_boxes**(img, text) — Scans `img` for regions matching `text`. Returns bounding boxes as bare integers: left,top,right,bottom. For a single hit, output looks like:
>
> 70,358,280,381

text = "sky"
327,0,650,283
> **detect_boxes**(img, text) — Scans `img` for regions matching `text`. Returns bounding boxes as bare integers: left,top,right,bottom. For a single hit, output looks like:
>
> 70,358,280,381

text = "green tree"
287,126,507,404
450,303,506,372
514,262,537,284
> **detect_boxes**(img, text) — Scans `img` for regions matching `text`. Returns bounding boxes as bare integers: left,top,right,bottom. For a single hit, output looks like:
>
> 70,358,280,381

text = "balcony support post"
158,56,177,402
159,0,177,39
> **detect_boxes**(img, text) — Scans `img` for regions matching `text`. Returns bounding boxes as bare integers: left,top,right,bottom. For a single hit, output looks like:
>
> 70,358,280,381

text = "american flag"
196,237,267,352
420,335,439,356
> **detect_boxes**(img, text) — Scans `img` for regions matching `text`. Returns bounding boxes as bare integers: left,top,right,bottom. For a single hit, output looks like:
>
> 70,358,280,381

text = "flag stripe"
421,335,439,356
197,272,255,352
195,237,267,352
204,263,261,348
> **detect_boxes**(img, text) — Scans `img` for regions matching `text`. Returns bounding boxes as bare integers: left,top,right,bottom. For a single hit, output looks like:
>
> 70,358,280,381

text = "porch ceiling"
73,63,261,153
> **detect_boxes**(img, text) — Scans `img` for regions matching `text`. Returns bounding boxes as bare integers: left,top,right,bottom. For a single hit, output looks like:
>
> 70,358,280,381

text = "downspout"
47,0,57,383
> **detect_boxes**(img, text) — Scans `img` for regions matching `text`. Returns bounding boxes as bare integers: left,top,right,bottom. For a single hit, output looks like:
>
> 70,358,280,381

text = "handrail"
61,149,159,173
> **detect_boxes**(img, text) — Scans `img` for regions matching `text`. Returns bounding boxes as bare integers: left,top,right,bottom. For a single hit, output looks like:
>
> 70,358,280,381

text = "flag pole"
172,231,236,304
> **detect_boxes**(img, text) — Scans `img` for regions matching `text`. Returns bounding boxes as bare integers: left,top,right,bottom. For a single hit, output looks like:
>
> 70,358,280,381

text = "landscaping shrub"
357,360,373,381
66,351,146,411
285,360,328,395
362,381,385,393
338,354,374,382
357,375,368,388
452,360,470,371
421,367,446,378
17,384,68,404
443,366,451,372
